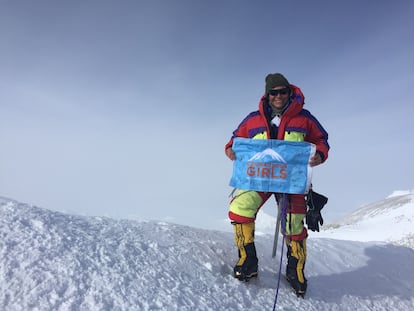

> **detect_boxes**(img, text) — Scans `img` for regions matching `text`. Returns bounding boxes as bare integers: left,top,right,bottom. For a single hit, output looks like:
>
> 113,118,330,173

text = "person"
224,73,329,296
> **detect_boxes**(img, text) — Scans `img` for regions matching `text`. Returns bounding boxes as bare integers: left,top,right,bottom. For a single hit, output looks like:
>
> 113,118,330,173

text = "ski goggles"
268,88,290,96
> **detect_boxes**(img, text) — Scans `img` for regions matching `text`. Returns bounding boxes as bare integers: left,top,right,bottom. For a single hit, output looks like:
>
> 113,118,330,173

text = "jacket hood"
259,84,305,118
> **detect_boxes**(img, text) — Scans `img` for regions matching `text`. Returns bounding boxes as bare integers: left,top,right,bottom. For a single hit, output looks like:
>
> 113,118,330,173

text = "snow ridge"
1,196,414,310
320,190,414,244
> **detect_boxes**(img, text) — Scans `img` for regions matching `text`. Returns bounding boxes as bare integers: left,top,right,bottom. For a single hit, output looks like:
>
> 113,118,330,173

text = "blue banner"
229,138,315,194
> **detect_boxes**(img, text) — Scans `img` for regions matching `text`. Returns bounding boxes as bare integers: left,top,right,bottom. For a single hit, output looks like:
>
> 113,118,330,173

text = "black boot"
286,239,307,297
233,223,258,281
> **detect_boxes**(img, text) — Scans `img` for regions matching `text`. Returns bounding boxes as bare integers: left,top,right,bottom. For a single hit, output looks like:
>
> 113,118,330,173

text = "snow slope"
316,190,414,247
1,196,414,310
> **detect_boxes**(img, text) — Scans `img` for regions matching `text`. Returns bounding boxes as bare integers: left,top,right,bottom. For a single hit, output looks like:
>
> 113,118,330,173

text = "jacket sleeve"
224,111,266,152
306,116,329,162
225,121,249,151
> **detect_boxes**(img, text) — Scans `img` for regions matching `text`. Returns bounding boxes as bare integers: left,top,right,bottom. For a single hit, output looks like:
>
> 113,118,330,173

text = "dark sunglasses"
268,88,290,96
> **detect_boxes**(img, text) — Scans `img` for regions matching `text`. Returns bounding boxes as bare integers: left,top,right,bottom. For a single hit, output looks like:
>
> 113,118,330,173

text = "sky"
1,0,413,230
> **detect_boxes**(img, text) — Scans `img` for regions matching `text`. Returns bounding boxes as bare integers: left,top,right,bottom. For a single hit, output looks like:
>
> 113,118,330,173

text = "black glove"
306,209,324,232
306,190,328,232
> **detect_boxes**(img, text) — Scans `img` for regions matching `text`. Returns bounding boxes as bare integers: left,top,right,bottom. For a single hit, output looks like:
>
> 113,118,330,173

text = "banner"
229,138,315,194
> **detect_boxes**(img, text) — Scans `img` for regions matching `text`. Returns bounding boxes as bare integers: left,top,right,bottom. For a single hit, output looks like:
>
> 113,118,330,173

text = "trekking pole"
272,235,285,311
272,193,288,311
271,196,282,258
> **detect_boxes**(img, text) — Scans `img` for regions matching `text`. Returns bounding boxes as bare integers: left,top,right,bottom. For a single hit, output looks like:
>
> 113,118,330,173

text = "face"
268,86,290,110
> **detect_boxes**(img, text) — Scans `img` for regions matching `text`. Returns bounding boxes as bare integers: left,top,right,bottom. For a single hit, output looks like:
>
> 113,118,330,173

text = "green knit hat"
265,73,290,93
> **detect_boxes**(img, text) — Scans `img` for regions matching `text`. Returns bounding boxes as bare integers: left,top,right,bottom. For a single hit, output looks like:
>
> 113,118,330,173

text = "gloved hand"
306,209,324,232
306,190,328,232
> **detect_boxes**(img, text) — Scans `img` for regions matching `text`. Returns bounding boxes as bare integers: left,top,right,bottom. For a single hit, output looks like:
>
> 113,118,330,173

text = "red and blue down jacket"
225,84,329,162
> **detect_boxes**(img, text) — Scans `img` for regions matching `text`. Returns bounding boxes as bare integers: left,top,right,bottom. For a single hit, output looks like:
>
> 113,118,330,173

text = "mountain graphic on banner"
248,148,286,162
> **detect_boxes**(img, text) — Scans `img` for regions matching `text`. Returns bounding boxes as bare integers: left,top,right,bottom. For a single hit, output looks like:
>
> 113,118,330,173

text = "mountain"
1,195,414,310
248,148,286,162
317,190,414,248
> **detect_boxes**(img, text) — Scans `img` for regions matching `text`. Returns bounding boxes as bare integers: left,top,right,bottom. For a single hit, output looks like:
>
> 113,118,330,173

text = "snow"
315,190,414,246
387,190,412,198
1,192,414,310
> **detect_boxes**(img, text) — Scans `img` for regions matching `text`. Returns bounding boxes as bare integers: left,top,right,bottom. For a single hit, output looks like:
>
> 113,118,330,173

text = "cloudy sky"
1,0,413,230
